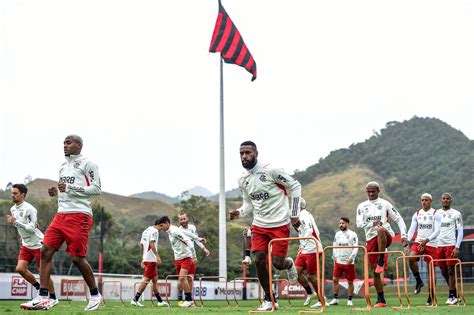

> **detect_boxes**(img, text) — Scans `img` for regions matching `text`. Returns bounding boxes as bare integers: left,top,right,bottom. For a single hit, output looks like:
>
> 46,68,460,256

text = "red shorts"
333,263,356,281
295,253,319,274
18,246,41,268
143,262,158,279
43,213,93,257
175,257,196,275
366,232,392,269
250,224,290,257
410,243,438,263
437,246,457,266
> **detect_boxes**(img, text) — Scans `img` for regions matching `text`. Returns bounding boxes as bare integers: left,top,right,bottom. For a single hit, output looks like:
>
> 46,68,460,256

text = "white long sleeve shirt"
167,225,201,260
437,208,463,248
356,197,407,242
406,208,441,246
237,162,302,228
179,224,205,258
58,154,101,216
10,201,44,249
296,209,323,254
333,229,359,265
140,226,159,262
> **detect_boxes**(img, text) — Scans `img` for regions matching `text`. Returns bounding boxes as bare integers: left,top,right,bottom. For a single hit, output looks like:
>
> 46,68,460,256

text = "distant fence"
0,273,258,301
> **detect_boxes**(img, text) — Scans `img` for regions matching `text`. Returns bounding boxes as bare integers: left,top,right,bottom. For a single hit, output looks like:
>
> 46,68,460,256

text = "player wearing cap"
437,193,463,305
356,181,407,307
405,193,441,305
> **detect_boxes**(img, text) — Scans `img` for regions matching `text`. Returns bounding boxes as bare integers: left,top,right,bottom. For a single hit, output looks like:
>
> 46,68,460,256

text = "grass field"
1,296,473,315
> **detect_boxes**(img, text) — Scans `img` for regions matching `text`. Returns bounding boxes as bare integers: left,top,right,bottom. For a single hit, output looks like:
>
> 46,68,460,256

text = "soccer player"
177,213,209,304
7,184,58,310
229,141,301,311
131,219,168,307
292,198,325,308
157,216,209,308
437,193,463,305
330,217,359,306
22,135,102,311
405,193,441,305
356,181,407,307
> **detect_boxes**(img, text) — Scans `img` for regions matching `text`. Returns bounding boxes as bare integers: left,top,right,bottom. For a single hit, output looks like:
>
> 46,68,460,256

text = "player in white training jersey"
22,135,102,311
330,217,358,306
293,198,325,308
437,193,463,305
229,141,301,311
131,219,168,307
7,184,58,310
405,193,441,305
177,213,209,304
356,181,407,308
157,216,209,308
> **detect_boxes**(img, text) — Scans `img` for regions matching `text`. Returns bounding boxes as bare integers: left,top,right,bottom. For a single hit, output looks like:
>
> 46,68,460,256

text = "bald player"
22,135,102,311
356,181,407,307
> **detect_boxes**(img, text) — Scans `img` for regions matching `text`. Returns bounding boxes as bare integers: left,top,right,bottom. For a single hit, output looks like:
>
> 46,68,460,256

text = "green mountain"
295,117,474,224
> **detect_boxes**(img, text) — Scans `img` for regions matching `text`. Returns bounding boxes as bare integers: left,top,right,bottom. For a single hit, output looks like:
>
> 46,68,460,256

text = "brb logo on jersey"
60,176,76,184
250,191,270,201
419,224,433,229
366,216,382,223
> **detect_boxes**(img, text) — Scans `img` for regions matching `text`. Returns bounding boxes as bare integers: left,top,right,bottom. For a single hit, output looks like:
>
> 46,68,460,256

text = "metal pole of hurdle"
248,236,322,314
366,250,406,309
395,254,435,308
164,274,194,307
455,261,474,307
429,258,461,307
101,280,124,307
198,276,230,307
61,279,89,308
321,245,371,311
233,277,262,307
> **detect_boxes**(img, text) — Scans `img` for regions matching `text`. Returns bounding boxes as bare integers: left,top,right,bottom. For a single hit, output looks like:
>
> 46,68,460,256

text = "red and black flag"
209,1,257,81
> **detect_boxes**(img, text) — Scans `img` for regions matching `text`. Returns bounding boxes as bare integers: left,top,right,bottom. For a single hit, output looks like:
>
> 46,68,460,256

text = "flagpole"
219,56,227,278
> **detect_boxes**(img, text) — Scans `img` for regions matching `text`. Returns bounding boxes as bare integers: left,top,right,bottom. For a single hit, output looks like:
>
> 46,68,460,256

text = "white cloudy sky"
1,0,473,197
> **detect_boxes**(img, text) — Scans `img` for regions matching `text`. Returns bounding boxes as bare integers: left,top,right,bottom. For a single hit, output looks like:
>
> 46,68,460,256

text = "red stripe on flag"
235,44,248,65
209,12,224,49
245,56,254,71
216,19,233,52
223,30,241,59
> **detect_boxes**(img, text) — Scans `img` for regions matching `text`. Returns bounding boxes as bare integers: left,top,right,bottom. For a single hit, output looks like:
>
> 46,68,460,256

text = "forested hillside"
295,117,474,224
